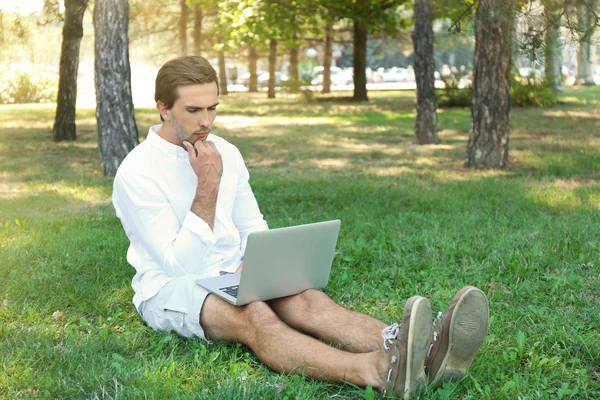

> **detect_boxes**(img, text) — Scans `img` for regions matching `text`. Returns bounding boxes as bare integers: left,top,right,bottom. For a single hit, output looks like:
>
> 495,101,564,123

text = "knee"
296,289,332,309
243,301,281,330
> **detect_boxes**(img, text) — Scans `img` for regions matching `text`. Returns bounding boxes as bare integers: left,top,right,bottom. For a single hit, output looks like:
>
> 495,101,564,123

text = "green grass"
1,87,600,399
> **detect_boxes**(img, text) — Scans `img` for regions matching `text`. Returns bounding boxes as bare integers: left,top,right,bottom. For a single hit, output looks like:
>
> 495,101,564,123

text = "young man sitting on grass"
112,56,490,399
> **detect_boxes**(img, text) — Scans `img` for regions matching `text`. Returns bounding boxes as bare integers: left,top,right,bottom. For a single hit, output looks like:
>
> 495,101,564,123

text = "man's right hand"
183,140,223,189
183,140,223,230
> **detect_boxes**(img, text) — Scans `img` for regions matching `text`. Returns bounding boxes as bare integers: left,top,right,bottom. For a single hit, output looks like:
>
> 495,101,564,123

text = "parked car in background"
382,67,409,83
237,71,266,87
258,71,288,87
311,66,351,86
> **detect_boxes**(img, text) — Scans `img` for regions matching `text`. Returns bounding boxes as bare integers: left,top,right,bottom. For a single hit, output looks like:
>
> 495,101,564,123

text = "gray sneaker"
424,286,489,385
382,296,432,399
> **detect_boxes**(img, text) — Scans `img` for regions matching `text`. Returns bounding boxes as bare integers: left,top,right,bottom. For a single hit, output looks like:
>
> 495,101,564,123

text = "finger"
206,141,219,152
182,141,197,157
194,139,209,155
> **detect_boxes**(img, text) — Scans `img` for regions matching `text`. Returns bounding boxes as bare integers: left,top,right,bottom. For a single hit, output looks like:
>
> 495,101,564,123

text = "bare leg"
267,289,387,353
200,294,388,388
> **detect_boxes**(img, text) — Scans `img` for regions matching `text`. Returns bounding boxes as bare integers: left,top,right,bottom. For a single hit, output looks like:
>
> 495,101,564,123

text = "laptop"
195,220,341,306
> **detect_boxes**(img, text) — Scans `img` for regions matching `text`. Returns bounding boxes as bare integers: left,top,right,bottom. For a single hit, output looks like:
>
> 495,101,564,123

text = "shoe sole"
402,296,432,399
433,287,489,384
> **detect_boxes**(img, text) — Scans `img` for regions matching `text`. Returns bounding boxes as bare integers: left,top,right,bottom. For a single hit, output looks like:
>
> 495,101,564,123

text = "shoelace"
427,311,444,358
382,323,400,351
381,323,401,388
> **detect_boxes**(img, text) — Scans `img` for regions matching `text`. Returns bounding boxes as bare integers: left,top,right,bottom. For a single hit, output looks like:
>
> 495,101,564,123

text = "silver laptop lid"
236,219,341,305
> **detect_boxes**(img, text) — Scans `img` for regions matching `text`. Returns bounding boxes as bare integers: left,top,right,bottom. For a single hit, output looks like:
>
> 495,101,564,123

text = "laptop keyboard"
219,285,239,298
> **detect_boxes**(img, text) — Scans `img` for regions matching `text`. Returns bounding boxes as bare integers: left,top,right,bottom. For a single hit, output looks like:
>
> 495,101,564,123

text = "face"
158,82,219,146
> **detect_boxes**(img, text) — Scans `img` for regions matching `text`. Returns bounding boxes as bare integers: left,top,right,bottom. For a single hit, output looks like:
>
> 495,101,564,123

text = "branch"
447,0,477,33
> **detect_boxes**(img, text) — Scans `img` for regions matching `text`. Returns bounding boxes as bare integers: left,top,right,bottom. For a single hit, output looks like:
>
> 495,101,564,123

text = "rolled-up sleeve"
113,172,217,277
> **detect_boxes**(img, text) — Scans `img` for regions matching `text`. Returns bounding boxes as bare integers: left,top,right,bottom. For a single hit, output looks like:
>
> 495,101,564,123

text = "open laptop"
195,220,341,306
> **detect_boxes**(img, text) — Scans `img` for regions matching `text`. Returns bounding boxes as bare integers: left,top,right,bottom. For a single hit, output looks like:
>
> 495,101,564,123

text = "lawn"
1,87,599,399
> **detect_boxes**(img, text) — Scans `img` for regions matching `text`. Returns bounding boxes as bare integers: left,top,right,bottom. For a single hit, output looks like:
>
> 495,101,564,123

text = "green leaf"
502,380,516,392
516,331,526,351
364,385,374,400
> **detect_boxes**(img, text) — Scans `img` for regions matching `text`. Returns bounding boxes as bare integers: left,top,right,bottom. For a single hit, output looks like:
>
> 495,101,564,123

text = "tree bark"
248,45,258,92
94,0,138,177
352,20,368,102
412,0,438,144
322,23,333,94
544,0,563,92
466,0,514,169
52,0,88,142
193,4,203,56
575,0,597,85
218,50,229,95
268,39,277,99
179,0,188,56
289,41,299,93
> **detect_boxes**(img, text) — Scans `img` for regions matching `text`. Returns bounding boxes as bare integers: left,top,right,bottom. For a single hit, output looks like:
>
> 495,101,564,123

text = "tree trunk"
412,0,438,144
249,45,258,92
322,23,333,94
218,50,229,95
268,39,277,99
544,0,563,92
289,41,299,93
94,0,138,177
352,20,368,102
575,0,597,85
193,4,203,56
52,0,88,142
179,0,188,56
466,0,514,169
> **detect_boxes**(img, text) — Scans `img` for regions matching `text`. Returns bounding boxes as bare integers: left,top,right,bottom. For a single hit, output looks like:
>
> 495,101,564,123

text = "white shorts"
138,276,211,341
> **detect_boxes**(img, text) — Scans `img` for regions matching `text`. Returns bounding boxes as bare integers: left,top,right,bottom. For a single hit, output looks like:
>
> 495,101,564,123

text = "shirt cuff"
182,212,217,245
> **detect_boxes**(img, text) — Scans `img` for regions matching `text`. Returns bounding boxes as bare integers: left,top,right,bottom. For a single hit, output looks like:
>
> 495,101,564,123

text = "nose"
198,109,210,128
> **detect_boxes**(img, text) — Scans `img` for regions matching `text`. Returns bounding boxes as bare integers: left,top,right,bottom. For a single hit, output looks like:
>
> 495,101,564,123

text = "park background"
1,0,599,398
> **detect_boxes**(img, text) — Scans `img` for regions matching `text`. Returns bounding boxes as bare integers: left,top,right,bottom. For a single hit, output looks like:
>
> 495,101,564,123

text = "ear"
156,101,170,121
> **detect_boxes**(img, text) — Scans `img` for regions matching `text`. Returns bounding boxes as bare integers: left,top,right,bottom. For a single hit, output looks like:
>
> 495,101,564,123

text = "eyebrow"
184,102,220,110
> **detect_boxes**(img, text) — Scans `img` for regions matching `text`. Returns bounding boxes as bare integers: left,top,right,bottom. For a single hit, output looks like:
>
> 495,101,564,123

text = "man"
112,56,489,398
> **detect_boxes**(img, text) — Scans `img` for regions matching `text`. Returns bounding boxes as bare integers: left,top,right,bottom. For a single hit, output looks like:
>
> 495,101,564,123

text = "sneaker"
382,296,432,399
425,286,489,385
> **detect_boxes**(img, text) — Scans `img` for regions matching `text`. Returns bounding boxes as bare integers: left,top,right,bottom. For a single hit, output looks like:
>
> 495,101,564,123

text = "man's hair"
155,56,219,121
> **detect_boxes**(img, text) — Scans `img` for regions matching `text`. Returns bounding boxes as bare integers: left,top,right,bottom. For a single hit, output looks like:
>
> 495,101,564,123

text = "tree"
193,4,203,55
52,0,88,142
268,39,278,98
322,23,334,93
412,0,438,144
544,0,563,92
466,0,515,168
248,45,259,92
352,20,369,101
288,32,300,93
218,49,229,95
317,0,408,102
179,0,189,56
575,0,598,85
94,0,138,177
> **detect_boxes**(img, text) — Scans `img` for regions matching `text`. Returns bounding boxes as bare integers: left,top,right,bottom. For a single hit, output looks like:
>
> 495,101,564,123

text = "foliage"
437,71,558,108
0,68,58,104
437,75,472,107
1,88,600,398
317,0,409,36
511,72,558,107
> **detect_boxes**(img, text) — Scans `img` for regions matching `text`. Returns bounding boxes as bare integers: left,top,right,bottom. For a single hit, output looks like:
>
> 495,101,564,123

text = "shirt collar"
147,124,202,160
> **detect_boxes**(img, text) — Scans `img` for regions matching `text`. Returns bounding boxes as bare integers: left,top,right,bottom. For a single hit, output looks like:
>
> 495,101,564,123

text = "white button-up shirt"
112,125,269,310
